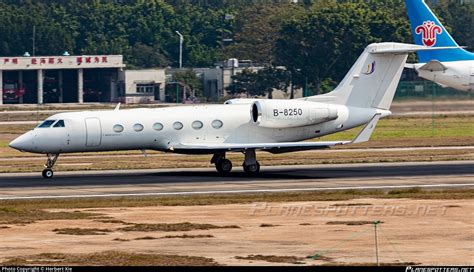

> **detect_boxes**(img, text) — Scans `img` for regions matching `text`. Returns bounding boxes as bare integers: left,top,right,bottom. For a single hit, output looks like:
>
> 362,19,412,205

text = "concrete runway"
0,160,473,200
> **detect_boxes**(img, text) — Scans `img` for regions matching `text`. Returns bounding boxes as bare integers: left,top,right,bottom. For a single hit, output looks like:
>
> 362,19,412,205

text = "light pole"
175,31,183,69
373,220,381,266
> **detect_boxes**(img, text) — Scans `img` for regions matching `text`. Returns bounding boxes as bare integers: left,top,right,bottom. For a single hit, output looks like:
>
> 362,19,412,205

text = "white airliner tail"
308,42,455,110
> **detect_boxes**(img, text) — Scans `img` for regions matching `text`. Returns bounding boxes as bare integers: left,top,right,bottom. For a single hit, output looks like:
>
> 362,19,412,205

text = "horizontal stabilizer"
368,44,460,54
417,60,447,72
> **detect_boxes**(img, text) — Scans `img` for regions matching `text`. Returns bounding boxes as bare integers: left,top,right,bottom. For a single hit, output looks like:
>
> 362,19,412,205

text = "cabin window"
211,119,223,129
153,122,164,131
173,122,183,130
38,120,56,128
113,124,124,133
53,120,65,128
192,121,203,130
133,123,144,132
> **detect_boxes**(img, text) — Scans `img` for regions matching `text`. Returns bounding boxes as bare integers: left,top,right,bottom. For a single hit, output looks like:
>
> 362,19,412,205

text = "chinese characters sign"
0,55,123,70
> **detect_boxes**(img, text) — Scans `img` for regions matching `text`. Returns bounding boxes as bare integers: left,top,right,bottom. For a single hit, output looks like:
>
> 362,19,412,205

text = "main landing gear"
42,153,59,179
211,149,260,176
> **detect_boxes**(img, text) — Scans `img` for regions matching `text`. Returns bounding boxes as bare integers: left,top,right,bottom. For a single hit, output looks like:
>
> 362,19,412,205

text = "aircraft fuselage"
415,60,474,92
10,103,382,154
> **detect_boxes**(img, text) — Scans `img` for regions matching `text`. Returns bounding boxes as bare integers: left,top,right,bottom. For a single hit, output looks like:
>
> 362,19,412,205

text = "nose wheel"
42,153,59,179
42,168,54,179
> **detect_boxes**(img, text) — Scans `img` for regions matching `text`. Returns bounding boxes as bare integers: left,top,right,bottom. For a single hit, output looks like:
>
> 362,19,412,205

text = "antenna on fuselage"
114,103,121,111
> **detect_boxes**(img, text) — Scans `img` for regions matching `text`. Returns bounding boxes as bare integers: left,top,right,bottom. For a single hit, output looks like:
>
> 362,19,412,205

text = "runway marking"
0,183,472,200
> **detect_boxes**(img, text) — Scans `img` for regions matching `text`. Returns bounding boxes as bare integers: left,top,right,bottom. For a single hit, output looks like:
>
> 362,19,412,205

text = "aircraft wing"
172,114,381,154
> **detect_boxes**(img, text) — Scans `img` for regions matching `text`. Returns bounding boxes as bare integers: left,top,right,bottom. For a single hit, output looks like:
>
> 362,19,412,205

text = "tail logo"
415,21,442,47
363,61,376,75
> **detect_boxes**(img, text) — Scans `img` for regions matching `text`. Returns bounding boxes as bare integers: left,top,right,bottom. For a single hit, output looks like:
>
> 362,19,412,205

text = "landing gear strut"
243,149,260,176
212,153,232,175
42,153,59,179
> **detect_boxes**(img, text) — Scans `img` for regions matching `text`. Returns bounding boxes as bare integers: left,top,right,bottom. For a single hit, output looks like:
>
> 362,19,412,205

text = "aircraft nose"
9,132,34,152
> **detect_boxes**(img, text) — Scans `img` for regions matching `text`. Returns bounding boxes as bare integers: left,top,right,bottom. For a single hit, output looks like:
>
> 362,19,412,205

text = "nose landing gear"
42,153,59,179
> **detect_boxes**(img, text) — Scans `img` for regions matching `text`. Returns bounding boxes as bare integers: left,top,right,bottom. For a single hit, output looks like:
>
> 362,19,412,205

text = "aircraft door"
85,118,102,147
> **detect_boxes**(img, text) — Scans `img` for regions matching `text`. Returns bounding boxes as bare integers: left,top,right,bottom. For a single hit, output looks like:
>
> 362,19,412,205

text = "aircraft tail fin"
405,0,474,62
307,43,458,110
308,43,410,110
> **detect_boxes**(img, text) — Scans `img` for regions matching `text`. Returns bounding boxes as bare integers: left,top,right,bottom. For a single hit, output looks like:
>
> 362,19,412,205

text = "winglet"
352,114,381,144
114,103,121,111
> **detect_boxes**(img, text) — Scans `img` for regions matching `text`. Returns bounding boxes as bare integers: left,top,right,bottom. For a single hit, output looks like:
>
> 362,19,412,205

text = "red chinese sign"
0,56,111,66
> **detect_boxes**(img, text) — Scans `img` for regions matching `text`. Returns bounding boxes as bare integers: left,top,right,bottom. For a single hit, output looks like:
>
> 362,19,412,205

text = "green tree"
226,66,290,98
275,0,410,95
172,69,203,98
225,3,303,63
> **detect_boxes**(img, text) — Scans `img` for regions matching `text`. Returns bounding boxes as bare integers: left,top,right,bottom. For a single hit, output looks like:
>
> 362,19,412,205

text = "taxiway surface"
0,161,472,200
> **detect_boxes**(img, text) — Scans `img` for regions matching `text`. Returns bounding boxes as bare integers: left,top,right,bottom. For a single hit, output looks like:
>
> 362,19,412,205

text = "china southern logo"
363,61,375,75
415,20,442,47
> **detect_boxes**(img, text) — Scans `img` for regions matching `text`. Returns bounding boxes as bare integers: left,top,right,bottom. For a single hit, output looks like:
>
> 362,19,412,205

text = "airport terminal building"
0,55,166,105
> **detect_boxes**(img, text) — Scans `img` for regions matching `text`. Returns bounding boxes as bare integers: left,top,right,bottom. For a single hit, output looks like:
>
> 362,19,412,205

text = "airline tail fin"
405,0,474,62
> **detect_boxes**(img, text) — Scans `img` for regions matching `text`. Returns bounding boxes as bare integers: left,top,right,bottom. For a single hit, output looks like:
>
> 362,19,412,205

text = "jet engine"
251,100,338,128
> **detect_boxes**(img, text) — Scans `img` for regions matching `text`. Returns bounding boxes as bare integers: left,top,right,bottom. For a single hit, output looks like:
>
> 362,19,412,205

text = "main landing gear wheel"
42,169,54,179
243,161,260,176
216,159,232,175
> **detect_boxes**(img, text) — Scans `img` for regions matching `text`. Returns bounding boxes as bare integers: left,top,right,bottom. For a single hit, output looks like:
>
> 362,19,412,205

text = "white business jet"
9,43,441,178
405,0,474,91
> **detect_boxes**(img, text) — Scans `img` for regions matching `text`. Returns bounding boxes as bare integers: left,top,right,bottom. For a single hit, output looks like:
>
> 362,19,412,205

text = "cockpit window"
53,120,65,128
38,120,56,128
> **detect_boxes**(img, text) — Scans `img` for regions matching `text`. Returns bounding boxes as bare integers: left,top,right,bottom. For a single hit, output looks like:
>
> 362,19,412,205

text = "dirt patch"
306,253,335,262
0,198,472,265
161,234,214,239
259,223,280,228
235,254,305,264
93,219,133,225
113,238,130,242
0,207,100,225
299,223,312,226
134,236,158,240
53,228,113,235
444,205,461,208
0,226,10,229
326,221,382,226
1,251,218,266
119,222,240,232
130,234,215,241
330,203,373,207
